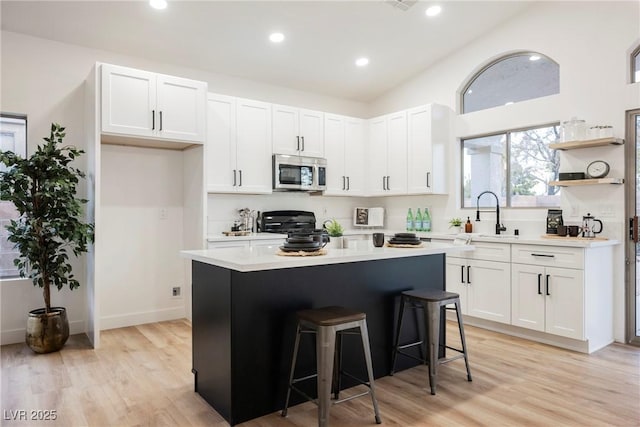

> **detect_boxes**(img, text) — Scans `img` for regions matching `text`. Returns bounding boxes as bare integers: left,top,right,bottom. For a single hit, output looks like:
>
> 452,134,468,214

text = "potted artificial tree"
0,123,94,353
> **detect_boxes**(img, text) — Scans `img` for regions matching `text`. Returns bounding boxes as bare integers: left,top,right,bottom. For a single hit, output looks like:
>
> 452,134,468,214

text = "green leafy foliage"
0,123,94,312
324,219,344,237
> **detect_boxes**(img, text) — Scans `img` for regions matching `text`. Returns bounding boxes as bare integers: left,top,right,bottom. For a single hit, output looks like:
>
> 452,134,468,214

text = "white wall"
0,30,368,344
369,1,640,342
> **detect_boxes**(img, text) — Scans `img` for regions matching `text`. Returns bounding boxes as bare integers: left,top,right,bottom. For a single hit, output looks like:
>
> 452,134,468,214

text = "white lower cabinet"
511,263,584,340
445,242,511,324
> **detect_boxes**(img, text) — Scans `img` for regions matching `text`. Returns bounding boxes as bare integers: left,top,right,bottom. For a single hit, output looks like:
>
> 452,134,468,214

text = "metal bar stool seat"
390,289,472,395
282,306,382,427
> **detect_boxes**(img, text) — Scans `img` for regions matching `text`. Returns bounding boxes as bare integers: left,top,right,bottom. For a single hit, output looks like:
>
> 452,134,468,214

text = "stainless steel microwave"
273,154,327,192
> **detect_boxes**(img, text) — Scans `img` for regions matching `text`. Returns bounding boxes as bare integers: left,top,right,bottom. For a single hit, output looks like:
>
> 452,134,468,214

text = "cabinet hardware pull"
460,266,465,283
239,170,242,186
342,176,345,190
531,253,555,258
537,273,542,295
159,111,163,131
296,136,300,151
152,110,155,130
233,170,237,186
630,216,638,243
426,172,430,188
346,176,350,191
301,136,305,151
466,265,471,284
387,175,390,190
545,274,550,296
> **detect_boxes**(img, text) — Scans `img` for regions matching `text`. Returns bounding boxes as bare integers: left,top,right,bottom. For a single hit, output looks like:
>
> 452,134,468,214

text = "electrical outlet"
172,286,181,297
160,208,168,220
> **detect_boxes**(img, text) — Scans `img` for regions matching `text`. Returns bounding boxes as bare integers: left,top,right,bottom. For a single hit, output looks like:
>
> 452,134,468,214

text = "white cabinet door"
101,63,206,143
344,117,365,195
445,257,469,315
206,94,237,192
235,98,272,194
511,263,546,332
272,105,324,157
156,74,207,142
101,64,156,138
299,109,324,158
272,104,299,156
511,263,584,339
323,114,347,194
545,267,584,340
368,116,388,196
386,111,408,195
466,259,511,324
407,104,450,195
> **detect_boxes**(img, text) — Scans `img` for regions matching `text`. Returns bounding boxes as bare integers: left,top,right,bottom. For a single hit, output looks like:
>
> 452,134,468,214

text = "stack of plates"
280,235,323,252
388,233,421,246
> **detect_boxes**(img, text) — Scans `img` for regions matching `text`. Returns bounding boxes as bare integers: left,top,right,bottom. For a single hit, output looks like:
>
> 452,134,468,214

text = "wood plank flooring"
1,319,639,426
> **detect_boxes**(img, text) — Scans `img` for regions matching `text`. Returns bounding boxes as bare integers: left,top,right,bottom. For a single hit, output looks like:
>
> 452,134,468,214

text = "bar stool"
282,306,382,427
390,289,472,395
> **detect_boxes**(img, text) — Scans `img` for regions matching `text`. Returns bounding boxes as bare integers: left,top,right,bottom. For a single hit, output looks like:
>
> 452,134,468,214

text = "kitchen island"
181,241,473,425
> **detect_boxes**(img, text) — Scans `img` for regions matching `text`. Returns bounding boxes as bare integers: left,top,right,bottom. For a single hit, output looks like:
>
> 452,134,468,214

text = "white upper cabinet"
323,114,365,196
206,94,272,194
407,104,451,194
367,112,407,196
272,105,324,157
101,63,206,144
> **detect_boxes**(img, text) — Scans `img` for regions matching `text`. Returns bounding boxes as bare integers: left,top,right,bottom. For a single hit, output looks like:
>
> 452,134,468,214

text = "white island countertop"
182,240,474,272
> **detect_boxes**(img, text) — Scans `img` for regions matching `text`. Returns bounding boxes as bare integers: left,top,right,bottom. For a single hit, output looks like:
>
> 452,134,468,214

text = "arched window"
462,52,559,114
632,45,640,83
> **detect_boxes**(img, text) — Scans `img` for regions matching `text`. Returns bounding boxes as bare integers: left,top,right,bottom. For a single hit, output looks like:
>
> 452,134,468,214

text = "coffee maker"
582,213,603,238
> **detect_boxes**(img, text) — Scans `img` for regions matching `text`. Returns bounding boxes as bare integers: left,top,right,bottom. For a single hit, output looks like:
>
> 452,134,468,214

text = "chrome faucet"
476,191,506,235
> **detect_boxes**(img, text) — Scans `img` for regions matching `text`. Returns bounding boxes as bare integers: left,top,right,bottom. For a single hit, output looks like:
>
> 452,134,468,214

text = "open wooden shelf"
549,178,624,187
549,137,624,150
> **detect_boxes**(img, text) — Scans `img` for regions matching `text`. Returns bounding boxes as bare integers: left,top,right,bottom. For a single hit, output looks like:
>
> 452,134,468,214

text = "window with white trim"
462,124,561,208
462,52,559,114
1,115,27,279
633,46,640,83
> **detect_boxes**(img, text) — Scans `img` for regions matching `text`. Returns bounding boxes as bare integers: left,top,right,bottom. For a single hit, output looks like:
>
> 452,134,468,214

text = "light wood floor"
1,319,639,426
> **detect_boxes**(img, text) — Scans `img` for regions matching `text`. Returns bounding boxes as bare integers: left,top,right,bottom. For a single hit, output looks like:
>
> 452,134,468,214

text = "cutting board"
222,231,251,236
541,234,609,241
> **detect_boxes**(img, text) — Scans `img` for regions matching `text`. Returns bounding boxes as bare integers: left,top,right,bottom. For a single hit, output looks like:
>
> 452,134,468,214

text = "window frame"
460,121,561,209
461,51,559,114
631,44,640,84
0,113,28,280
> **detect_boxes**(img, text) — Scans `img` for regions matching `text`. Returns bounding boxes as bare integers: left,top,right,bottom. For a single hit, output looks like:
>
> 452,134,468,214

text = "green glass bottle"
415,208,423,232
406,208,414,231
422,208,432,232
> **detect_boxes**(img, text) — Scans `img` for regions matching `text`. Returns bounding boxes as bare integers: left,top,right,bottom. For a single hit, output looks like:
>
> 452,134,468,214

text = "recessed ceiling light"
529,54,541,61
425,5,442,17
355,57,369,67
467,89,473,94
269,33,285,43
149,0,167,10
505,101,514,106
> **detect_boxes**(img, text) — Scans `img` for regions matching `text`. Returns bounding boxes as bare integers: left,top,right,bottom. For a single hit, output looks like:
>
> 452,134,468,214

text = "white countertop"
182,240,474,272
423,232,620,248
206,230,619,248
207,232,288,242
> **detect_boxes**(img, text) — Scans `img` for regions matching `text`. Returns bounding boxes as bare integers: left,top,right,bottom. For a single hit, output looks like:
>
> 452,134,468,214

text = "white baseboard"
100,306,186,331
1,319,86,346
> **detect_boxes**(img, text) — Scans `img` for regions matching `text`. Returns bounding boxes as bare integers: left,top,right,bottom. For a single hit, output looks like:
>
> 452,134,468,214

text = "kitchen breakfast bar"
181,241,472,425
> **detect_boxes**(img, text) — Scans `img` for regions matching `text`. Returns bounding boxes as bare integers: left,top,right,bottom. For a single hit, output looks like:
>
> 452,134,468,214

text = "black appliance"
259,210,317,233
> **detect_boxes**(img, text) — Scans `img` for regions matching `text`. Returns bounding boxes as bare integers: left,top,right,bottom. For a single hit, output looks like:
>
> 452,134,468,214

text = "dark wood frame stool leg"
390,291,472,395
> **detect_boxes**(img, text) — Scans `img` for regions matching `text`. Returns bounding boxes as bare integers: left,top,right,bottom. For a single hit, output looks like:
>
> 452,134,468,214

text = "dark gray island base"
191,253,446,425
